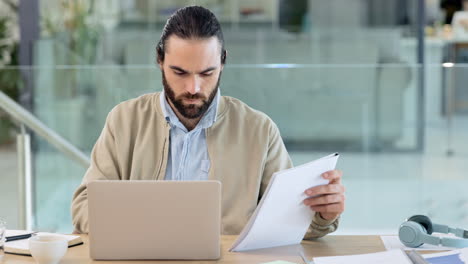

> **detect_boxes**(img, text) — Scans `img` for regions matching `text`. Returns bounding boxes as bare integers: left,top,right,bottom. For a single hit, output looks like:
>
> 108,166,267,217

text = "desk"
5,235,385,264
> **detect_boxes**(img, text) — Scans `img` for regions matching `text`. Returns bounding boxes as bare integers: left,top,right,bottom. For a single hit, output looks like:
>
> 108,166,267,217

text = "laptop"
87,180,221,260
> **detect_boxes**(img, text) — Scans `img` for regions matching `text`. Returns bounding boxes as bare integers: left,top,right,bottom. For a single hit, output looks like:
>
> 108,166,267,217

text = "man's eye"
174,71,186,76
201,72,213,77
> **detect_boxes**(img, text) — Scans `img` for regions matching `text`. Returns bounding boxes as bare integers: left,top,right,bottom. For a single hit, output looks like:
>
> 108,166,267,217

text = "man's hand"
303,170,345,220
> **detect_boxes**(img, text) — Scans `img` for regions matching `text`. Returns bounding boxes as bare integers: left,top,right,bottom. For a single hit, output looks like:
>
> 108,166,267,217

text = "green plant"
0,0,21,145
42,0,100,64
41,0,102,99
0,17,20,100
0,0,20,100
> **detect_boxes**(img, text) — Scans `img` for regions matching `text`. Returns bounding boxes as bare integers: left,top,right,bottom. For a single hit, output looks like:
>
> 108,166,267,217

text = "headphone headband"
440,237,468,248
399,215,468,248
432,223,468,238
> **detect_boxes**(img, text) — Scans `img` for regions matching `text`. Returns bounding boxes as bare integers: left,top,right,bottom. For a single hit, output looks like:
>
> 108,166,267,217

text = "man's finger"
322,170,343,183
309,202,345,214
303,193,345,206
304,183,345,196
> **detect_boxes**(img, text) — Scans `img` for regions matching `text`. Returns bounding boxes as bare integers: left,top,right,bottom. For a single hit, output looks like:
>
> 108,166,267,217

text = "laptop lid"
88,180,221,260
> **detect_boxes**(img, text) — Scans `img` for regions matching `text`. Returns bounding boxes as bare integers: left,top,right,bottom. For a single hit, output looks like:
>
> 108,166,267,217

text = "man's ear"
156,45,164,68
221,49,227,65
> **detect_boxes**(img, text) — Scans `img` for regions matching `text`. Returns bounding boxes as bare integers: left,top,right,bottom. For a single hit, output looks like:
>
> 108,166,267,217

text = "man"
72,6,345,238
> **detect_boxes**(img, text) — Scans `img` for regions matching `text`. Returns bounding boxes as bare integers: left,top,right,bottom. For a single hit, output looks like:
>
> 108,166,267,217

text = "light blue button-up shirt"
160,90,220,181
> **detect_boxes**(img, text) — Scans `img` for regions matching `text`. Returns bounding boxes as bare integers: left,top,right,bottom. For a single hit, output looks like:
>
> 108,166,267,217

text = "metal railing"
0,91,90,230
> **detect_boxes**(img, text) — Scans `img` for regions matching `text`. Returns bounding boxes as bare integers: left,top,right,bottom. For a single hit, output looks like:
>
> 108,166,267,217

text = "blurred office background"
1,0,468,234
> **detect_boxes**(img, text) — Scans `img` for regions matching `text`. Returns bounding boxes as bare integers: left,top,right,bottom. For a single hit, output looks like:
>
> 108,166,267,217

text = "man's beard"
162,70,220,119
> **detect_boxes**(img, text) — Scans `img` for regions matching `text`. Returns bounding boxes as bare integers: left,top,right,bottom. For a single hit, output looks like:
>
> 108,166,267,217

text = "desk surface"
5,235,385,264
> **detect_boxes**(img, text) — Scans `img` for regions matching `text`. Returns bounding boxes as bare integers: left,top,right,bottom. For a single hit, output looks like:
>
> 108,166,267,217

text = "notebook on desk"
4,230,82,256
87,180,221,260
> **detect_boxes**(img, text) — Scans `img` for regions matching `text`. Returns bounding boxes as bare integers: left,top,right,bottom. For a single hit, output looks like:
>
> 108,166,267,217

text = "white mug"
29,235,68,264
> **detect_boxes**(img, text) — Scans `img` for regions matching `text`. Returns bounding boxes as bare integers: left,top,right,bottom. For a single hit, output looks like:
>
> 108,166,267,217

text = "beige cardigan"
71,92,339,238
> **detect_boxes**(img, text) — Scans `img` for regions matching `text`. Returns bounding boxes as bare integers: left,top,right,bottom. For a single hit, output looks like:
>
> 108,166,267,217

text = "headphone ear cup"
408,215,434,235
399,221,427,248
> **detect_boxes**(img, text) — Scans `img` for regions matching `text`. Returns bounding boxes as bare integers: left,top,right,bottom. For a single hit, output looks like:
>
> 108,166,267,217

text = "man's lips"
183,98,202,104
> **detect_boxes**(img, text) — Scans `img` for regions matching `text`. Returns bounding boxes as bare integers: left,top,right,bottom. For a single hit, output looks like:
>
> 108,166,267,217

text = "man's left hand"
303,170,345,220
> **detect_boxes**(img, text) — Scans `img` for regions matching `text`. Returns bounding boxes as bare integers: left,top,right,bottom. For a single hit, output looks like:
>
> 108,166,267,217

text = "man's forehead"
164,36,221,56
163,36,221,70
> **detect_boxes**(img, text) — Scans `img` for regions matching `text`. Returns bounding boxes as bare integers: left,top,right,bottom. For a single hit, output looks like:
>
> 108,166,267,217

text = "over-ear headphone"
399,215,468,248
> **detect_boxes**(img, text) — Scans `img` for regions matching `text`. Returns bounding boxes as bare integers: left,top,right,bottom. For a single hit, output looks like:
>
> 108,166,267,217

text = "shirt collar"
160,89,221,131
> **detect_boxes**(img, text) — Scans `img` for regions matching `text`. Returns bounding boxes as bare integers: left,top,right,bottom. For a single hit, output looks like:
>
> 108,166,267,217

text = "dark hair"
156,6,226,64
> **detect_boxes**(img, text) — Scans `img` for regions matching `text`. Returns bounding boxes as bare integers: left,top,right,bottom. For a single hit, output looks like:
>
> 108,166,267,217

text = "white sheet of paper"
380,235,456,251
230,153,339,252
313,249,413,264
5,230,34,237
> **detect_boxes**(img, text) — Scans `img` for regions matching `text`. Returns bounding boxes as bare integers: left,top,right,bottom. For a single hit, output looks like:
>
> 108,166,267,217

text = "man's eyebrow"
169,65,188,73
168,65,217,74
199,67,217,74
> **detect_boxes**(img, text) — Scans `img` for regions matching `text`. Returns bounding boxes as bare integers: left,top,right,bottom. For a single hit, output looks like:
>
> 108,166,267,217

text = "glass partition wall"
8,0,464,233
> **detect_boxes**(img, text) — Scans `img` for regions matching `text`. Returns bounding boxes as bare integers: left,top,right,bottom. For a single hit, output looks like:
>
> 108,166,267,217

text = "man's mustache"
177,93,206,101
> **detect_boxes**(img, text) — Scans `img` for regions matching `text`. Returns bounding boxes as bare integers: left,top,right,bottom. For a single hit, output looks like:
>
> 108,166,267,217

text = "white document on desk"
313,249,413,264
380,235,456,251
230,153,339,252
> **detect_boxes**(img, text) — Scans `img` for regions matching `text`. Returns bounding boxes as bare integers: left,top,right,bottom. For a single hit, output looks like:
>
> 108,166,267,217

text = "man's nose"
186,75,201,94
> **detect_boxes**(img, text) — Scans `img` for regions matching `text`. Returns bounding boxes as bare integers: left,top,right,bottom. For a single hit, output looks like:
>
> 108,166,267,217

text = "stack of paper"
230,153,339,252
